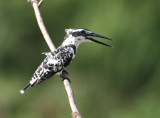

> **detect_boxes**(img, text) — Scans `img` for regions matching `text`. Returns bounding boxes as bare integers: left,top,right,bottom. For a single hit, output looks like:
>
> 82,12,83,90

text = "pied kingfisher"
20,28,113,94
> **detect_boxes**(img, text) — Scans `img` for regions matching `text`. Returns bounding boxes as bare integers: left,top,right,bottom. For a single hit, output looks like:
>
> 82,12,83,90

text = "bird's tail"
19,83,32,94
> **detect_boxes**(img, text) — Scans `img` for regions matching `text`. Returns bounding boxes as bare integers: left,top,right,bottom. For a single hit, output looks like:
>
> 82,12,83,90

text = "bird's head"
62,28,113,47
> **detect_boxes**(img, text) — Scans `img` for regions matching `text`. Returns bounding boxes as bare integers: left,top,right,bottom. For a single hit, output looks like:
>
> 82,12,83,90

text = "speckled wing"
30,45,75,86
20,45,75,94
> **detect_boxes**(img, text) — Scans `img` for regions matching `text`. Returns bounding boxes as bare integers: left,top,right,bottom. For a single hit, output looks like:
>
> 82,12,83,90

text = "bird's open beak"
86,33,113,47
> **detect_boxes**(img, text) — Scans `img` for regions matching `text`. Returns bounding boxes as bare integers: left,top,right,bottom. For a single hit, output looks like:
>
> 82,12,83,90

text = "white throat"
62,35,81,47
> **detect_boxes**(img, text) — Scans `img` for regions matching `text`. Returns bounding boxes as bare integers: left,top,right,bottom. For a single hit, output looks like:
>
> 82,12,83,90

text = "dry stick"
38,0,43,8
27,0,81,118
28,0,55,51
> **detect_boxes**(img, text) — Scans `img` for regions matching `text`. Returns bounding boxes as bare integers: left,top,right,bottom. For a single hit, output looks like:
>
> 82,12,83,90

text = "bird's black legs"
60,69,71,83
62,69,69,75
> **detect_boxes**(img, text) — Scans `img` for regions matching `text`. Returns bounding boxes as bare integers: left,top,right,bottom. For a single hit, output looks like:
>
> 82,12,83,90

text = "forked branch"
27,0,55,51
27,0,81,118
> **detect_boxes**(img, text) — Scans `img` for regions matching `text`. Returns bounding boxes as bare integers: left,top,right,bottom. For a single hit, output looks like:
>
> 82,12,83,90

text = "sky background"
0,0,160,118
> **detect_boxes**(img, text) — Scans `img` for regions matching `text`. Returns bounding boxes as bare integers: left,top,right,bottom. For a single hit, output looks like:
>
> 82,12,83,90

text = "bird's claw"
60,70,71,83
63,69,69,75
62,76,71,83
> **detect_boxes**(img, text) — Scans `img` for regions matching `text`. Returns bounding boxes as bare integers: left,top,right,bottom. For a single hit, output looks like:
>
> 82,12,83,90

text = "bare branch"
62,72,82,118
27,0,82,118
64,79,81,118
72,112,81,118
38,0,43,8
28,0,56,51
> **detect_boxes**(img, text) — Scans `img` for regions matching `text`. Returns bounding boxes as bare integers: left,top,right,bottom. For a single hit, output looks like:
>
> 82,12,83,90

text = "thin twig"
28,0,56,51
64,80,81,118
62,72,81,118
27,0,81,118
38,0,43,8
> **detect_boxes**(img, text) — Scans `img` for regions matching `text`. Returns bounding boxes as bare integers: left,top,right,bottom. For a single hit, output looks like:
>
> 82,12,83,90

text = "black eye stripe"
72,32,85,37
72,32,80,37
81,30,86,34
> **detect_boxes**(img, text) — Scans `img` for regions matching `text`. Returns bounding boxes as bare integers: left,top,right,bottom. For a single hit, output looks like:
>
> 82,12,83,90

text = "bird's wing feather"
42,52,51,56
20,45,76,94
31,46,74,86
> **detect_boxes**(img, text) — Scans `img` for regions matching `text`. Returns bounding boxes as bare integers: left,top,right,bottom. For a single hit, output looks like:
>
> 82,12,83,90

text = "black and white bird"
20,28,113,94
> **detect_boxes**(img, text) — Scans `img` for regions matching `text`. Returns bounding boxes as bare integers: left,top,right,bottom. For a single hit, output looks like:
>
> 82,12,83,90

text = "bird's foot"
60,70,71,83
61,75,71,83
63,69,69,75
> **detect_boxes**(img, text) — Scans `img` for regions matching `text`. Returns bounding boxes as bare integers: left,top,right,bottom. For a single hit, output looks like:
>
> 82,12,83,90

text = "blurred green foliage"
0,0,160,118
